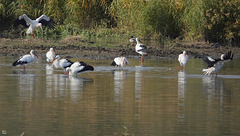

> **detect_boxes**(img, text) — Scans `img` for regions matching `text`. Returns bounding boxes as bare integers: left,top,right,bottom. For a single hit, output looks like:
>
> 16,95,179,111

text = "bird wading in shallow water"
202,51,233,76
12,50,38,71
52,55,73,71
111,57,130,70
178,51,188,71
14,14,55,39
66,61,94,76
134,37,148,66
46,48,56,63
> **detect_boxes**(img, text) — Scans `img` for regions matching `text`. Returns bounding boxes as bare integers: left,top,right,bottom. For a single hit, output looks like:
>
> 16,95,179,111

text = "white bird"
52,55,73,71
178,51,188,71
202,51,233,76
14,14,55,39
46,48,56,63
111,57,129,69
66,61,94,76
135,37,148,66
12,50,38,70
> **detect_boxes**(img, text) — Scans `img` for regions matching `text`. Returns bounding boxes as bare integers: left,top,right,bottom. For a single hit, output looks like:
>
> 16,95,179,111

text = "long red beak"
52,58,57,62
34,53,39,58
53,51,56,55
39,25,43,31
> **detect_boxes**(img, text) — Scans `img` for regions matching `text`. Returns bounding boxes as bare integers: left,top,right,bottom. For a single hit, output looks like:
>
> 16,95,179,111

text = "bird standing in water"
12,50,39,71
178,51,188,71
135,37,148,66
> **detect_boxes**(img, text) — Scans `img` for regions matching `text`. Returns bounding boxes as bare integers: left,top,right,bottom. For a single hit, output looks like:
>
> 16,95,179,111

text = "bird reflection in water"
135,68,143,102
113,70,127,102
202,76,224,107
178,71,187,122
18,74,36,101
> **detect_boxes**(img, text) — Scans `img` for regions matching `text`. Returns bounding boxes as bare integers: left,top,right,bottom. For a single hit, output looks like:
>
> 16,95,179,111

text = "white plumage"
135,37,148,56
178,51,188,70
12,50,38,70
111,57,129,68
134,37,148,65
53,55,73,70
66,61,94,76
202,51,233,76
14,14,55,39
46,48,56,63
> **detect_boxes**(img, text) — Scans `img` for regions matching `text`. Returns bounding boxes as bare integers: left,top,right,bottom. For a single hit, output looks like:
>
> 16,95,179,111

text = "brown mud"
0,38,239,60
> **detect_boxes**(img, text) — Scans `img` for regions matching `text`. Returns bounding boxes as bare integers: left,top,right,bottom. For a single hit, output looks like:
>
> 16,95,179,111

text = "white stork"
178,51,188,71
46,47,56,63
66,61,94,76
135,37,148,66
202,51,233,76
111,57,129,69
52,55,73,71
12,50,38,70
14,14,55,39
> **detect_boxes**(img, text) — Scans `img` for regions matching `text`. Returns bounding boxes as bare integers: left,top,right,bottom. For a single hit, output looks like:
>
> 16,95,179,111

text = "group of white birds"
12,14,234,77
12,48,94,76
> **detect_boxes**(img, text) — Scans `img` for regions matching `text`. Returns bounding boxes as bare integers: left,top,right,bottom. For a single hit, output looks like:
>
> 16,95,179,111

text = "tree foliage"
0,0,240,46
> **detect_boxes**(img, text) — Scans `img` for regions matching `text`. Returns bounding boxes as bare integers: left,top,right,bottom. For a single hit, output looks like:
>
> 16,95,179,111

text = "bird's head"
136,37,140,42
183,51,187,56
50,48,56,55
37,23,43,31
30,50,38,58
66,67,71,76
53,55,60,62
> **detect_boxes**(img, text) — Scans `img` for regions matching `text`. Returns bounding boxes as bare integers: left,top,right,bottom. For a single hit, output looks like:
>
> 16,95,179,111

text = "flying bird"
46,47,56,63
66,61,94,76
111,57,130,69
52,55,73,71
14,14,55,39
178,51,188,71
202,51,233,76
134,37,148,66
12,50,38,70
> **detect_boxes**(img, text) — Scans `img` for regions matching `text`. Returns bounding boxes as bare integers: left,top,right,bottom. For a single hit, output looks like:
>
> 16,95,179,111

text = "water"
0,56,240,136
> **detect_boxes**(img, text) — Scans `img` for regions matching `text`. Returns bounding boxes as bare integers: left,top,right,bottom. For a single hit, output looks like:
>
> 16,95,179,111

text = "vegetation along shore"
0,0,240,59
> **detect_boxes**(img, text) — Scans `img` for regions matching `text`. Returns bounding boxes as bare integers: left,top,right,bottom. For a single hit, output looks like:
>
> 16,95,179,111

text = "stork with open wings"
202,51,233,76
14,14,55,39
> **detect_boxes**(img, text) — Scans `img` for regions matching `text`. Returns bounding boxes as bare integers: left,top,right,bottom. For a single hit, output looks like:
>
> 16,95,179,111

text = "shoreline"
0,38,239,59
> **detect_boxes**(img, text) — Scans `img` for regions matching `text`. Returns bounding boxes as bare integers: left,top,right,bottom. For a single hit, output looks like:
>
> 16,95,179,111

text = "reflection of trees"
178,71,187,122
113,70,127,102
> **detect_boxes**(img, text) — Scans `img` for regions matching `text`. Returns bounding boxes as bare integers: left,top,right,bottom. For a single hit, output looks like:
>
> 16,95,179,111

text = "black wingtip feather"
111,61,117,66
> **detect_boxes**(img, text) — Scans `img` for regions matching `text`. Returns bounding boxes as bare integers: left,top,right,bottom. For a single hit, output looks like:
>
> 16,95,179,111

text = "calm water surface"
0,56,240,136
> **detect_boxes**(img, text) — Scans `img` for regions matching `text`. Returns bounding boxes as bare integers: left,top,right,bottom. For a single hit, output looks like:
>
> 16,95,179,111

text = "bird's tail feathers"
111,61,117,66
202,68,214,75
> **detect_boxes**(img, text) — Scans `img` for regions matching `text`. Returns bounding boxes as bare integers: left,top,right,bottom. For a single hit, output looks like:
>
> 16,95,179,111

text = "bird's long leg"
141,54,145,66
23,65,26,71
32,31,37,39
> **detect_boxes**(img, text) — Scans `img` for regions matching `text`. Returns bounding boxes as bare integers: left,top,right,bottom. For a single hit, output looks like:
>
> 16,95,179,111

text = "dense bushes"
0,0,240,46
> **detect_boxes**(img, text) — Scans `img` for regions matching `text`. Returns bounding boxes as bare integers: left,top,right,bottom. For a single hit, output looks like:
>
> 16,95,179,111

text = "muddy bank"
0,38,239,59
